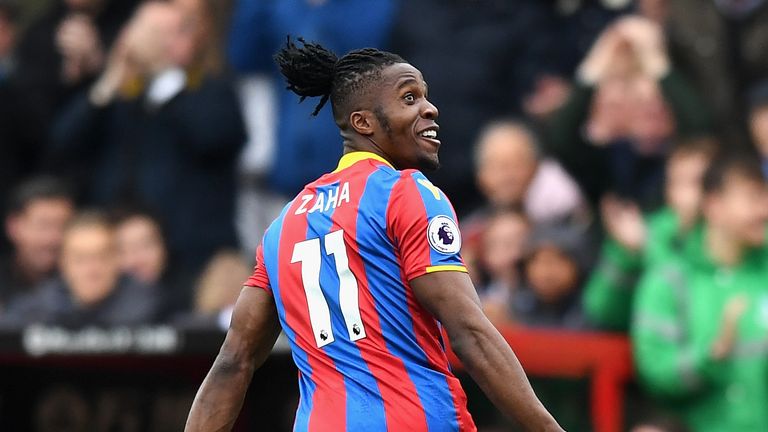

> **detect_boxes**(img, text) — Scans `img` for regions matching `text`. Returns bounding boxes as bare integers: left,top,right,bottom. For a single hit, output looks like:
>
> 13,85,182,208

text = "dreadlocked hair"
274,36,404,117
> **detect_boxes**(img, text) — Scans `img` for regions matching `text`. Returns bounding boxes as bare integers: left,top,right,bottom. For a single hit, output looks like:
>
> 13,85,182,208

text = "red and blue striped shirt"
245,152,477,432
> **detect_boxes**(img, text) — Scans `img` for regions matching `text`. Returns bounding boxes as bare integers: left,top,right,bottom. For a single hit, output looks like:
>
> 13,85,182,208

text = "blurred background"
1,0,768,431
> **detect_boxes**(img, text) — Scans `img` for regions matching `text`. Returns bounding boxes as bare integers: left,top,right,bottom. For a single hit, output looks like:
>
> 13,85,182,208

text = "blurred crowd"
1,0,768,430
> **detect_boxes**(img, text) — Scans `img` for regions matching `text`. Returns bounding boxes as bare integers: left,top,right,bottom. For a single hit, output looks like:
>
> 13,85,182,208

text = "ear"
349,110,376,136
5,215,20,243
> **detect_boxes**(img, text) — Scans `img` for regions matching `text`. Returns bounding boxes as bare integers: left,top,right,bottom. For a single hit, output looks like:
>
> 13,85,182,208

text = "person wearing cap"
511,224,589,329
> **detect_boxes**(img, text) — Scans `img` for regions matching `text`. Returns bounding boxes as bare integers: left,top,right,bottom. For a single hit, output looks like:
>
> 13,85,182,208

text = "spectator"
171,0,228,75
0,0,13,71
547,16,710,208
522,0,630,124
0,177,74,311
49,1,246,277
748,80,768,176
471,120,590,227
3,211,158,327
584,138,717,330
512,225,586,329
14,0,139,141
175,250,248,330
113,208,186,320
632,154,768,431
463,120,594,315
477,210,530,324
0,0,41,252
664,0,768,147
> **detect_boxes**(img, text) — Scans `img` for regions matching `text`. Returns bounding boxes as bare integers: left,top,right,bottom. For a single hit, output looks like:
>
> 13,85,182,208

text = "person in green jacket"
584,138,716,330
632,154,768,432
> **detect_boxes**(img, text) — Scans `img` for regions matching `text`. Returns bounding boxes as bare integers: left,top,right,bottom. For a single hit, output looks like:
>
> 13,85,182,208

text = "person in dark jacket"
113,208,187,320
0,1,42,253
546,15,711,209
14,0,139,142
0,177,75,312
48,1,246,276
3,211,157,327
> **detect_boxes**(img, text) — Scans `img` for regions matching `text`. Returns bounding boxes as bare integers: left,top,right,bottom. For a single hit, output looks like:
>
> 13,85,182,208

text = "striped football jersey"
245,151,476,432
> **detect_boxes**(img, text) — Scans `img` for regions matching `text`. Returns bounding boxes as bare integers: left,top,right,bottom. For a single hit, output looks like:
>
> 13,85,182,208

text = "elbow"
448,321,493,367
212,346,254,378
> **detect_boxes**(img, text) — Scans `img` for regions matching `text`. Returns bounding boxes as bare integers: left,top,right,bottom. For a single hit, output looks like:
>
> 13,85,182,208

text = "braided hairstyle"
274,36,405,118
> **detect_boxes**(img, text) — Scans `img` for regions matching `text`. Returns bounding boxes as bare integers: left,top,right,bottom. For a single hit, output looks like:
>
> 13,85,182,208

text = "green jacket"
584,208,682,331
631,225,768,432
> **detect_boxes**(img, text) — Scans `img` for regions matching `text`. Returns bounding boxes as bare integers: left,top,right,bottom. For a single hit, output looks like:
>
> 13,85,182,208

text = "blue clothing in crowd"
228,0,397,196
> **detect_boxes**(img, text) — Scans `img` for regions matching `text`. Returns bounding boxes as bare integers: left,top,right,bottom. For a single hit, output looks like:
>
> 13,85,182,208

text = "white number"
291,230,366,348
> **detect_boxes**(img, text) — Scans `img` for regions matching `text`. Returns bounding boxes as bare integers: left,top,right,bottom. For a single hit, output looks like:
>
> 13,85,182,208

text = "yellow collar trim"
333,151,394,173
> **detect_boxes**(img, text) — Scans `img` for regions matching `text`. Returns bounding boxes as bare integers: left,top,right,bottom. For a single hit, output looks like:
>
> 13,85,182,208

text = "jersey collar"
333,151,394,173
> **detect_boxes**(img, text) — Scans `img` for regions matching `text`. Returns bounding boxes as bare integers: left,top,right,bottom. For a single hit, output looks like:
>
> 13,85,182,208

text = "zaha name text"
295,182,351,215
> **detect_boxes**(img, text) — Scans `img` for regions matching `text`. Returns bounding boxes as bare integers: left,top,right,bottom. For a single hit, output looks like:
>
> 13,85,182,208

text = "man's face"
0,12,15,59
526,245,579,305
476,127,538,209
706,174,768,247
665,152,709,228
6,199,74,276
369,63,440,171
115,216,166,285
749,105,768,158
125,3,188,72
61,225,120,306
482,213,529,279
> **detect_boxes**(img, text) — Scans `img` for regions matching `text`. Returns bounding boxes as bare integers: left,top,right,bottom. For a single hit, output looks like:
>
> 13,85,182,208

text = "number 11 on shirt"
291,229,367,348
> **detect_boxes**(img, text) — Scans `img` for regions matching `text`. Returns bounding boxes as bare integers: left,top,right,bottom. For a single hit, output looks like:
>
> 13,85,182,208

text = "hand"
711,295,747,360
56,14,104,83
601,195,647,252
576,26,625,85
523,75,572,120
89,30,134,106
613,16,669,79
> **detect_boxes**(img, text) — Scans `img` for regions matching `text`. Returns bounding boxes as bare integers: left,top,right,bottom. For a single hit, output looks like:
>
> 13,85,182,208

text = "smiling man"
185,38,562,432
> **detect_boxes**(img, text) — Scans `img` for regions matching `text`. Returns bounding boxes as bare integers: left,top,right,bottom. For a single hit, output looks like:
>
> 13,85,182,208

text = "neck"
342,135,391,161
13,254,48,286
705,224,745,267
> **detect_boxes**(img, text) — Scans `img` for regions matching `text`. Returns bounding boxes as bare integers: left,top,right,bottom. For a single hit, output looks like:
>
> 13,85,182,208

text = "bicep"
221,286,281,365
410,271,485,334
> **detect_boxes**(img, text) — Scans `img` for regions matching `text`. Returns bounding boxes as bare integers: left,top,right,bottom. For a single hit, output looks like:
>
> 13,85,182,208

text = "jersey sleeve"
243,244,272,294
386,170,467,281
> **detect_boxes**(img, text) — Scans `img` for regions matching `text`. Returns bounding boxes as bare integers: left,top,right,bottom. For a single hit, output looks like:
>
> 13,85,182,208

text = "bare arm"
185,287,281,432
411,271,563,432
